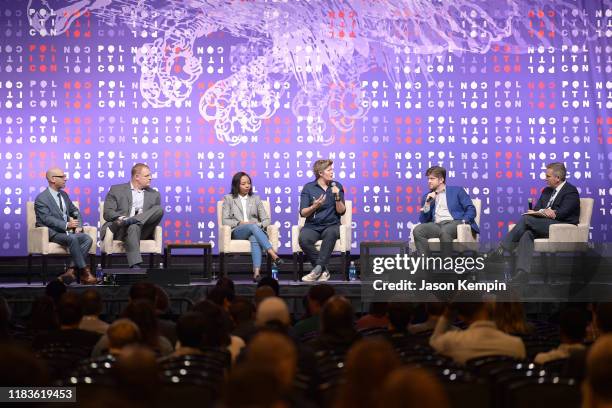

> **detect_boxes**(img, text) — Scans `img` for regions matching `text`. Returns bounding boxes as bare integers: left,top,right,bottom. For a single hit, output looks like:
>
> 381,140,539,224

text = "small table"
164,242,213,280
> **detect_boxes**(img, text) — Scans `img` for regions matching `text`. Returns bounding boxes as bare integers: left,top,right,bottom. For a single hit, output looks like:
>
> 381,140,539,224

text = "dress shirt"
239,195,249,222
130,182,144,217
434,189,454,223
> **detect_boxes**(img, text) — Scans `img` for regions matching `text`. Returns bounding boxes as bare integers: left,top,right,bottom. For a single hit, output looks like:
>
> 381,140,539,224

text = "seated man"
430,302,526,364
534,307,587,365
413,166,478,259
583,335,612,408
101,163,164,268
34,168,97,284
490,162,580,283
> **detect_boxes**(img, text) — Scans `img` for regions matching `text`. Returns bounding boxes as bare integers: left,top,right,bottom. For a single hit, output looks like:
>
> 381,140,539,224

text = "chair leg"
293,252,299,281
266,255,272,276
107,254,113,268
27,254,33,285
89,254,96,272
41,255,48,285
149,254,155,269
343,251,350,281
219,252,225,278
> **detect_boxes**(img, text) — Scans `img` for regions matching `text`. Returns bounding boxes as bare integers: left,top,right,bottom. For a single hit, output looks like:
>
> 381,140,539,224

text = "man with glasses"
34,168,97,284
490,162,580,283
101,163,164,268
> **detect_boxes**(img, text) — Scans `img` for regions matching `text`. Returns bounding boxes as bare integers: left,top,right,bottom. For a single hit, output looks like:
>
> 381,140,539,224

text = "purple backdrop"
0,0,610,255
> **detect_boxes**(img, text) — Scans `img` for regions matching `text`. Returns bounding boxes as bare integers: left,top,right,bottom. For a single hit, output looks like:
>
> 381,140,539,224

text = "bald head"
585,335,612,406
45,168,67,190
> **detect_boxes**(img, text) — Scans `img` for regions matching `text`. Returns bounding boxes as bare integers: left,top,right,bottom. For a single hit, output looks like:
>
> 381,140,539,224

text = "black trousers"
298,225,340,269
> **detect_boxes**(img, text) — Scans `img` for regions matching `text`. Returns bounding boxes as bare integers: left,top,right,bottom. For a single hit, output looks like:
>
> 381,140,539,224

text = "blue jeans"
231,224,273,268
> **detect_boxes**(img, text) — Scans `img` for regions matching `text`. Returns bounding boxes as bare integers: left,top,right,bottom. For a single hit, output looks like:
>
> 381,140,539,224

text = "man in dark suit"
34,168,97,284
491,162,580,282
413,166,479,258
102,163,164,268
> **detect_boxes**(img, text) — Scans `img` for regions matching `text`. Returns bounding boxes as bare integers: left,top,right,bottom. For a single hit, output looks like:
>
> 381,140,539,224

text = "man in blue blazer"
34,168,97,284
491,162,580,283
413,166,479,258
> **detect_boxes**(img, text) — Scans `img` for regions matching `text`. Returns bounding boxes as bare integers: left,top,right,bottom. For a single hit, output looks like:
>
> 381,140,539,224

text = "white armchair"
291,200,353,281
99,202,163,268
27,201,97,284
409,198,482,254
217,199,279,277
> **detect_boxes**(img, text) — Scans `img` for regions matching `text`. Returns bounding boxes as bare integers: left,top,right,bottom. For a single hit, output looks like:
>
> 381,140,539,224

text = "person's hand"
312,194,326,209
542,208,556,219
67,218,79,229
331,185,340,195
425,191,437,203
239,221,256,225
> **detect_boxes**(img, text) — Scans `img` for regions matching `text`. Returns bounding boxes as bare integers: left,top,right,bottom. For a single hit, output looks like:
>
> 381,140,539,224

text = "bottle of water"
159,262,164,270
95,263,103,281
349,261,357,281
271,264,278,281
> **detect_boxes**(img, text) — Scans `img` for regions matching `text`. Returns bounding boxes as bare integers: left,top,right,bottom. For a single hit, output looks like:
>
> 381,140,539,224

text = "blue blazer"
419,186,479,234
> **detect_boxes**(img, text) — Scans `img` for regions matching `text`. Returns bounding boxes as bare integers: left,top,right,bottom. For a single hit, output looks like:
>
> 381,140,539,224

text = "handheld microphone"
331,182,340,201
426,191,437,204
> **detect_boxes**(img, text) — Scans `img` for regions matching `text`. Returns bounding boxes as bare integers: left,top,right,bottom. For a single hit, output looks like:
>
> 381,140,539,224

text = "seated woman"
222,172,283,282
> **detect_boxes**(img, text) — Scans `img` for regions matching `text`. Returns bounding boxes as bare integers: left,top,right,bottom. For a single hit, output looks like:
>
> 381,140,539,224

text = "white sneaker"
302,265,322,282
318,269,331,282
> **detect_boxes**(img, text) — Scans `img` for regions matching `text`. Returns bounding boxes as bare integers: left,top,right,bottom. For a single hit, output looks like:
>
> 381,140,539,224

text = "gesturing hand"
312,194,326,209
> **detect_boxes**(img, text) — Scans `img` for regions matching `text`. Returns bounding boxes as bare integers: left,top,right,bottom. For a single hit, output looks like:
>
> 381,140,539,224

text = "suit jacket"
101,182,161,239
221,194,270,231
419,186,479,234
533,181,580,224
34,188,81,240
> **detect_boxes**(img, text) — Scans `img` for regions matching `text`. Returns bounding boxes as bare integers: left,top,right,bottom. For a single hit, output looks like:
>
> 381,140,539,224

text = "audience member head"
255,297,290,329
0,344,48,386
321,295,355,338
452,302,489,325
229,297,254,326
57,292,83,328
307,284,335,316
258,276,280,296
191,300,231,348
388,302,414,332
45,279,66,305
560,307,588,344
493,302,531,335
215,277,236,300
128,282,157,304
176,312,206,349
81,289,103,317
337,339,401,408
377,367,450,408
594,303,612,335
107,319,142,354
223,364,284,408
254,285,276,307
246,332,298,390
0,296,11,340
113,345,159,403
207,286,233,310
583,335,612,408
154,285,170,315
29,296,59,332
121,299,160,349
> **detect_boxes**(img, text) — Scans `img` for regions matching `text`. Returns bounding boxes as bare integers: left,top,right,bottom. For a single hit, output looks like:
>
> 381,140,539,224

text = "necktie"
545,190,557,208
57,193,64,212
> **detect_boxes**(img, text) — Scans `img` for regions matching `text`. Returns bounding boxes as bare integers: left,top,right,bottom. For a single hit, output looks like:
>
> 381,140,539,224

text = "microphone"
426,191,437,204
528,198,533,210
331,182,340,201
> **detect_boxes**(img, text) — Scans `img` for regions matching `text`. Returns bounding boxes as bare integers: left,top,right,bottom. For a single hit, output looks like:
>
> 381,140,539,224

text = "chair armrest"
548,224,582,242
291,225,302,253
153,226,163,254
266,224,280,252
219,225,232,253
508,223,515,232
28,227,49,254
102,227,114,254
339,224,352,252
457,224,478,243
81,226,98,254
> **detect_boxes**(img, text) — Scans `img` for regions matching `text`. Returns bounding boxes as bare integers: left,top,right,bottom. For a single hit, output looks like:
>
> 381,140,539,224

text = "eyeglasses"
52,175,67,179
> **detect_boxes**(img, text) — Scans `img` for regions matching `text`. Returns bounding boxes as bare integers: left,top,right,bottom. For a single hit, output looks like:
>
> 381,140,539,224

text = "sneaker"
302,265,322,282
318,268,331,282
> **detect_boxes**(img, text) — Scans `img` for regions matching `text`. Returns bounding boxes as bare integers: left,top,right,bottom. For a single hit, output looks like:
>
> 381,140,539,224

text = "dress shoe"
79,266,98,285
272,257,284,267
129,263,142,269
253,274,262,283
58,267,77,285
508,269,529,284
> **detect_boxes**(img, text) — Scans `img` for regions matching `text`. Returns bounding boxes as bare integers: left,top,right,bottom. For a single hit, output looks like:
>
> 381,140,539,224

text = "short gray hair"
546,162,567,181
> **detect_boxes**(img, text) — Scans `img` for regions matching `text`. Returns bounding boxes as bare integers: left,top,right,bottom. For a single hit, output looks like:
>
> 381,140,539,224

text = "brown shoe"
79,266,98,285
58,267,77,285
